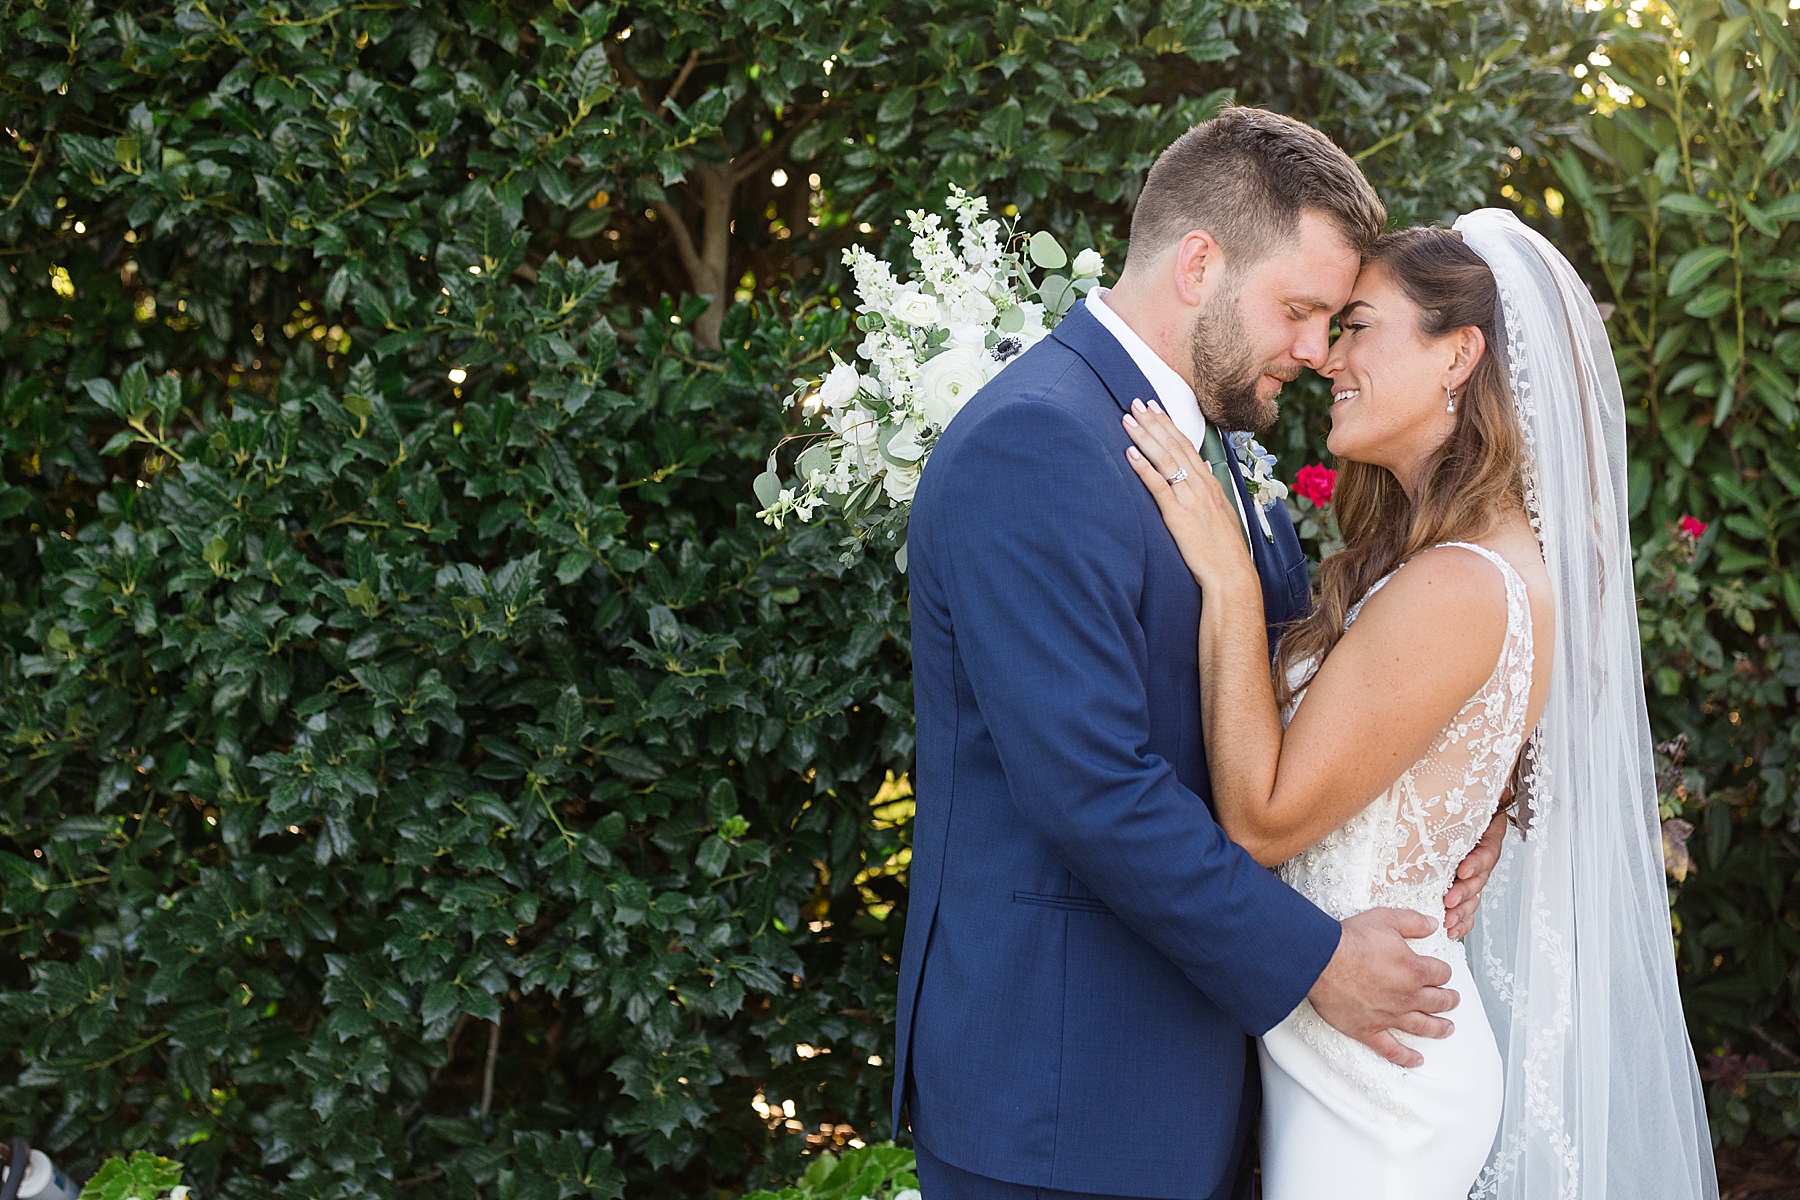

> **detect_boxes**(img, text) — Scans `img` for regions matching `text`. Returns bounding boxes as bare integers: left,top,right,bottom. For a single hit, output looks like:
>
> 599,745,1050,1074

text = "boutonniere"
1228,431,1287,543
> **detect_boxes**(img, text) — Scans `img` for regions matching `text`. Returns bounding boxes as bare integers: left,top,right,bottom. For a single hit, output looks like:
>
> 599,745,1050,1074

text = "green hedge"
1535,0,1800,1148
8,0,1790,1196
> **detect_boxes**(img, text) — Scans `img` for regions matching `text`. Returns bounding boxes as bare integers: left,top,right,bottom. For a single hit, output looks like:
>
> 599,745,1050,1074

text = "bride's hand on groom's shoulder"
1120,400,1255,594
1308,908,1458,1069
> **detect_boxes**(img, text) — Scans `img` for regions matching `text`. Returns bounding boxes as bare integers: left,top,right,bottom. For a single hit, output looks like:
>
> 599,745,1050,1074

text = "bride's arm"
1123,405,1508,867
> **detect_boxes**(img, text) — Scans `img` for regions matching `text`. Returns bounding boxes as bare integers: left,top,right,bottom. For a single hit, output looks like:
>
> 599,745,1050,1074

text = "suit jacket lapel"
1050,301,1156,416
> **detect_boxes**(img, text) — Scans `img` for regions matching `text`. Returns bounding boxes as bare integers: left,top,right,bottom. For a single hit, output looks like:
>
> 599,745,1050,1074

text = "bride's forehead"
1346,261,1402,304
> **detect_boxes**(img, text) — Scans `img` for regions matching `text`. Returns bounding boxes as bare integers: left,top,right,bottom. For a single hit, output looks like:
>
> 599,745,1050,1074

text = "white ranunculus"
917,346,993,430
818,361,861,410
882,460,923,504
946,322,988,347
1072,247,1104,278
889,288,942,327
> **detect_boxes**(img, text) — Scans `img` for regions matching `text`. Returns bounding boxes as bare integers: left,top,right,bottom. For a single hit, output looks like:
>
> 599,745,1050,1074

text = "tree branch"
479,1015,501,1123
655,199,708,294
660,50,702,119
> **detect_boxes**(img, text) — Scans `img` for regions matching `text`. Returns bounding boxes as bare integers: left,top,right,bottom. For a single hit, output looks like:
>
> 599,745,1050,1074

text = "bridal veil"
1452,208,1718,1200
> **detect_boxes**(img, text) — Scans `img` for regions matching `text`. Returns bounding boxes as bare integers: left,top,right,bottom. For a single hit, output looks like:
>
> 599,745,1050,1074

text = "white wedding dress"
1258,541,1533,1200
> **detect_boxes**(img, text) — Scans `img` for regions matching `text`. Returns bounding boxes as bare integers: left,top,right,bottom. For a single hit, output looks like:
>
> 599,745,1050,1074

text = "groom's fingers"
1390,1005,1457,1041
1363,1030,1426,1069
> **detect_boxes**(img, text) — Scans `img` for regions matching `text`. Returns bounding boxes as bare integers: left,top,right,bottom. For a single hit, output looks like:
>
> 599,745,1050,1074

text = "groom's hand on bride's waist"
1307,908,1458,1069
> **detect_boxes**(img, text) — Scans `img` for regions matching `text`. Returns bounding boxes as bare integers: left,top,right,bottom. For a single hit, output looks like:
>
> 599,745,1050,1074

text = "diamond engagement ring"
1165,468,1190,485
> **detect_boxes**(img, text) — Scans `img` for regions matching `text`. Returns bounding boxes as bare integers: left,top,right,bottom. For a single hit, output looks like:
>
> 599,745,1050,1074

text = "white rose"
1015,301,1048,337
945,322,988,348
882,460,923,504
1072,247,1104,278
889,289,942,327
832,406,880,449
917,346,993,430
817,361,861,410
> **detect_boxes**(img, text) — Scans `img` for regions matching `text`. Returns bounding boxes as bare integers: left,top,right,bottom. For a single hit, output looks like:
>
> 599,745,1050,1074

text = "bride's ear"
1445,325,1486,393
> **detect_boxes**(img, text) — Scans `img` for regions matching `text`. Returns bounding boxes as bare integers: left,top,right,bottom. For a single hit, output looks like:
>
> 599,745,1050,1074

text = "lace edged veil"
1452,208,1717,1200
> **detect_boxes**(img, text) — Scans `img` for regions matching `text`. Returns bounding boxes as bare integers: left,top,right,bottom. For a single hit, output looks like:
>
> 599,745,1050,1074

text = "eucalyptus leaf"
1028,231,1068,269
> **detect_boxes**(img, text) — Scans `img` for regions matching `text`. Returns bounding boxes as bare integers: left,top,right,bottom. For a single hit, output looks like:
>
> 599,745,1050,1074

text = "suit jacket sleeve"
926,397,1340,1035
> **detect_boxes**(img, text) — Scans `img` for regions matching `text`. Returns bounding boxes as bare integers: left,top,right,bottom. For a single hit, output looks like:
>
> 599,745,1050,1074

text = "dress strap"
1343,542,1529,633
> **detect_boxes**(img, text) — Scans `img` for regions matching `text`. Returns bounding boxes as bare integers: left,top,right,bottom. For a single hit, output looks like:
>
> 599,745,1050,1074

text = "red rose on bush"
1678,516,1707,540
1294,463,1337,506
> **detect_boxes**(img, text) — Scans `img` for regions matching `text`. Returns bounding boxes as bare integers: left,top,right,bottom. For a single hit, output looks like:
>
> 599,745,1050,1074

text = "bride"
1118,211,1717,1200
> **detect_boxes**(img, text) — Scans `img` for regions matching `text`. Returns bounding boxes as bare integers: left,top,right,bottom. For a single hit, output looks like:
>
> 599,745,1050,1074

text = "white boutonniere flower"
1229,431,1288,543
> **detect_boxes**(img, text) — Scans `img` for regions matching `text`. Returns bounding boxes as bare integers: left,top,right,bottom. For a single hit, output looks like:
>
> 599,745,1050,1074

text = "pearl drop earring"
1446,384,1457,415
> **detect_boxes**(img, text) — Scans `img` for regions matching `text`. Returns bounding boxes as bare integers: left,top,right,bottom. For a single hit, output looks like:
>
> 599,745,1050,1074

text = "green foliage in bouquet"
80,1152,184,1200
738,1142,916,1200
1527,0,1800,1148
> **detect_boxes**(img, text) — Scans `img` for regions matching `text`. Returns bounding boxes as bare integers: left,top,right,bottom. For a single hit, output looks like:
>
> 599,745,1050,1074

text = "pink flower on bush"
1294,464,1337,507
1678,516,1707,541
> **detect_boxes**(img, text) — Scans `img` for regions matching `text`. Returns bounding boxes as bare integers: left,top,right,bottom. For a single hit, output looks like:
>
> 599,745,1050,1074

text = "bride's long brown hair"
1274,227,1527,705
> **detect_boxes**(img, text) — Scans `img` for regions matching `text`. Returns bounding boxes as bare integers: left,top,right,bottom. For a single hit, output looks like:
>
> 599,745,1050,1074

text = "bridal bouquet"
754,188,1104,568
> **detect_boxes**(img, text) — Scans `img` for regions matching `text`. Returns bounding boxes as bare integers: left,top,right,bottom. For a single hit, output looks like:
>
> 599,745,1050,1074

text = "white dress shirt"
1085,288,1249,535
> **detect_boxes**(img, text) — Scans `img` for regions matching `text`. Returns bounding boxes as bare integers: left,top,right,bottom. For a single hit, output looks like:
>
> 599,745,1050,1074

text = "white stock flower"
889,289,942,327
917,346,993,430
1072,247,1104,278
818,361,861,410
948,287,997,325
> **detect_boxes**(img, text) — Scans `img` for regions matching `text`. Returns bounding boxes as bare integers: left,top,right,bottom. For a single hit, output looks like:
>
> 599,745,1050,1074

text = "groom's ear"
1172,229,1224,308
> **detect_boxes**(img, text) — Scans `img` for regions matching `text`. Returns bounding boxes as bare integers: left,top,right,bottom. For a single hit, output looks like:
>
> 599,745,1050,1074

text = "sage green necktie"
1200,426,1252,551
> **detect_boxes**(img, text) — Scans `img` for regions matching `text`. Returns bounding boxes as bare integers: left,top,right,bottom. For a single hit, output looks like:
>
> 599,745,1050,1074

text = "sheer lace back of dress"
1274,543,1536,1116
1285,542,1535,922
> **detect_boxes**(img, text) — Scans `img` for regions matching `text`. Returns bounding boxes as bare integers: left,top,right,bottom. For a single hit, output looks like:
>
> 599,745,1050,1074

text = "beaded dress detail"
1271,542,1535,1116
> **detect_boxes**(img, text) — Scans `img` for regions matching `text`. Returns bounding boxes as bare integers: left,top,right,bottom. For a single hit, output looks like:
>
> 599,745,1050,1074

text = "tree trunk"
657,163,735,351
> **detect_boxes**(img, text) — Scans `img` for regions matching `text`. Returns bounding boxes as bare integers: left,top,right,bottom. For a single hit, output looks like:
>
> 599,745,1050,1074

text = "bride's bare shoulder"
1334,543,1511,694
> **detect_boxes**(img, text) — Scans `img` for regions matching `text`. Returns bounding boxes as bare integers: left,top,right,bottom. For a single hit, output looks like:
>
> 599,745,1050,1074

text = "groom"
896,108,1501,1200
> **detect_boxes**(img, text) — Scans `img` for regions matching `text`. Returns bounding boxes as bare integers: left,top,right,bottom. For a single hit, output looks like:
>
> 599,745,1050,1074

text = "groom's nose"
1291,313,1333,369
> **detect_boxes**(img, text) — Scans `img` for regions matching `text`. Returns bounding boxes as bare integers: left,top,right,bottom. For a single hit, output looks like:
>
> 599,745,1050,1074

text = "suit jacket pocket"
1012,889,1113,915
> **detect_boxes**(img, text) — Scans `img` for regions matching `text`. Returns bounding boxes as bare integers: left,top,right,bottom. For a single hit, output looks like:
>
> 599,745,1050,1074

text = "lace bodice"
1274,542,1536,1113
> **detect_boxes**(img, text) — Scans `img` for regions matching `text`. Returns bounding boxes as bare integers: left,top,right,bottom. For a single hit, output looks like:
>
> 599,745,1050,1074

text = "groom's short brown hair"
1128,106,1386,269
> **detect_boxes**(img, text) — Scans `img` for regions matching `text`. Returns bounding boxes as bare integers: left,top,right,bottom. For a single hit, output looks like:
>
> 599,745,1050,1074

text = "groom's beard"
1189,289,1290,433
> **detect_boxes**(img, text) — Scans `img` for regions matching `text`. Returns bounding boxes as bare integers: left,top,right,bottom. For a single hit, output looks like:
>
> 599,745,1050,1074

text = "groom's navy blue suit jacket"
896,302,1342,1199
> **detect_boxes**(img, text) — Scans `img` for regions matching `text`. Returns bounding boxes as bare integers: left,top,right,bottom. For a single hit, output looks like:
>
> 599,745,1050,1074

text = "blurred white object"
1,1149,81,1200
